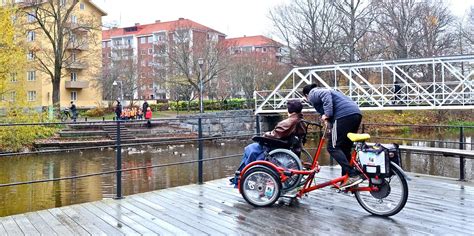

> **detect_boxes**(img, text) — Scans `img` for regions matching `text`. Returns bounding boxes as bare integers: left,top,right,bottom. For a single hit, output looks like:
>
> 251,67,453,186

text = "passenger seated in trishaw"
230,99,307,190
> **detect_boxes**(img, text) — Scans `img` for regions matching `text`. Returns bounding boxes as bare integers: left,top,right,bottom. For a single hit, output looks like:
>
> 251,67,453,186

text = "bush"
150,103,169,111
84,107,107,117
0,109,59,152
168,98,253,111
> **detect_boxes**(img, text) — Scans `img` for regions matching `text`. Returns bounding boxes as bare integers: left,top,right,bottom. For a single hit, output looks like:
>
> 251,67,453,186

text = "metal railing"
361,123,474,181
0,117,472,203
0,115,262,200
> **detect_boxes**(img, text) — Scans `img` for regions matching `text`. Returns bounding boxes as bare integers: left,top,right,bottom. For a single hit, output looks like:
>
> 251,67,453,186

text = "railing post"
114,120,123,199
198,117,203,184
255,115,261,135
459,126,465,181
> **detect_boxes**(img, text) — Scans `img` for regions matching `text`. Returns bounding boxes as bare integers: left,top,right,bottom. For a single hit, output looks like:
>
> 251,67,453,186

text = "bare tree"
416,0,455,58
21,0,101,111
330,0,376,62
269,0,341,66
102,47,139,105
374,0,423,59
152,22,228,107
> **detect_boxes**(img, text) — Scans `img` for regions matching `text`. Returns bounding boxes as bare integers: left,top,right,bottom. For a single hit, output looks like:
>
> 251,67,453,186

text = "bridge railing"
255,54,474,113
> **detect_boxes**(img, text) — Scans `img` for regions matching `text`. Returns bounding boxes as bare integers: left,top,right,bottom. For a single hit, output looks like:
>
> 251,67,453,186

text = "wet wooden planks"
0,167,473,235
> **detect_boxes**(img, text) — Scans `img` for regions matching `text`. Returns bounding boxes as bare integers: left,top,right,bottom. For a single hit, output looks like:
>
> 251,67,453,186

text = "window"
80,3,85,10
141,49,146,55
10,73,17,82
71,52,76,61
27,91,36,101
148,48,153,55
147,36,153,43
27,12,35,23
27,71,36,81
27,31,35,42
102,42,106,48
60,0,66,7
70,33,76,43
263,47,267,52
71,15,77,24
140,37,146,44
70,91,77,101
27,51,34,61
71,72,77,81
10,91,16,102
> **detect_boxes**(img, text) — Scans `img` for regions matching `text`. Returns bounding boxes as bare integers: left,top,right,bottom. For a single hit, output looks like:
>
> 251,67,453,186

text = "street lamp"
112,80,123,102
198,58,204,113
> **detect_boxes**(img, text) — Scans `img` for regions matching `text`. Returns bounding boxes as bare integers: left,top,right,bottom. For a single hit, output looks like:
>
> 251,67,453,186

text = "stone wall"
177,110,258,136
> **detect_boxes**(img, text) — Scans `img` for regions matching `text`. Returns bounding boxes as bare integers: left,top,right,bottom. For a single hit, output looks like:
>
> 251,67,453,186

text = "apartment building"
1,0,106,109
102,18,225,100
224,35,288,64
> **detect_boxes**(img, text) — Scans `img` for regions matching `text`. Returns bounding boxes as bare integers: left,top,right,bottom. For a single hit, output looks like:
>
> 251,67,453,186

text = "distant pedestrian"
142,100,149,114
145,107,152,128
70,101,77,122
115,101,122,120
393,80,402,105
138,108,143,119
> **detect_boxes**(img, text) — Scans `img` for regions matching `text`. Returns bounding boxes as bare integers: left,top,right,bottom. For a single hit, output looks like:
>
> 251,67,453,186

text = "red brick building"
224,35,288,64
102,18,225,100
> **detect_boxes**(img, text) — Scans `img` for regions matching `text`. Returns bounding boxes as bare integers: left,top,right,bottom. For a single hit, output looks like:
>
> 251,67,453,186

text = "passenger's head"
287,99,303,114
302,84,318,99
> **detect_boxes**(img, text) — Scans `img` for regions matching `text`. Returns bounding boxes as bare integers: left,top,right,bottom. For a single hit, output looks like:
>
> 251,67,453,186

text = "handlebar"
301,120,322,128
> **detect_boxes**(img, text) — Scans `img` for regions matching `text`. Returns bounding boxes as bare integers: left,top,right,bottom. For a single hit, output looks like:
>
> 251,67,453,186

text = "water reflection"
0,130,472,217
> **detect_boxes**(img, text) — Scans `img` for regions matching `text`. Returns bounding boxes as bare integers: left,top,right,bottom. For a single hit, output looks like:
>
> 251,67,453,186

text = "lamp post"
198,58,204,113
112,80,123,102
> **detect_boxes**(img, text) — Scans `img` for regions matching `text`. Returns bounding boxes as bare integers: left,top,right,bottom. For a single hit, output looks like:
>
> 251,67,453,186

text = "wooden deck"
1,167,473,235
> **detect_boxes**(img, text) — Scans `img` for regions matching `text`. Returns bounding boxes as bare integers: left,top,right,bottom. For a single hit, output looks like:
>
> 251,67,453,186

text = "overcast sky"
94,0,473,39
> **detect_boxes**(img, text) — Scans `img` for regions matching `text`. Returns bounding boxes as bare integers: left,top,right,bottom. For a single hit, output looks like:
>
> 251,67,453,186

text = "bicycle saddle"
347,133,371,142
252,136,291,149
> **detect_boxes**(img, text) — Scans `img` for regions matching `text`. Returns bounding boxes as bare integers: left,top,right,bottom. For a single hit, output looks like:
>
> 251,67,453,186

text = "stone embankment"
33,110,274,150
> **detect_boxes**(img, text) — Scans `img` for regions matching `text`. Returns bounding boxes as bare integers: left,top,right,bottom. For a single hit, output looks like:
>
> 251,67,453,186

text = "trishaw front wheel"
240,165,281,207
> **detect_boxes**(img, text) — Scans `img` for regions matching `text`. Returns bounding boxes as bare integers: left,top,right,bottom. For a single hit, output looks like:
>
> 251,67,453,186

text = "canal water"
0,131,472,217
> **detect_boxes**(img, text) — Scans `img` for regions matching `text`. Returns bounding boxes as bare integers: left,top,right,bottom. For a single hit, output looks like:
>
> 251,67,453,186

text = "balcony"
65,81,89,89
65,22,90,32
67,43,89,51
65,61,88,70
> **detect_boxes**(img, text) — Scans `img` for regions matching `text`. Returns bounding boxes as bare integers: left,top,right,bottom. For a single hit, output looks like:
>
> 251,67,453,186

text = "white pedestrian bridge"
254,55,474,114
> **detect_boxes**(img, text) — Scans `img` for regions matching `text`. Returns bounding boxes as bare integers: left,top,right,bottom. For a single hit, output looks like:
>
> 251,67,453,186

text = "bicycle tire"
60,113,68,122
240,165,282,207
267,149,303,191
300,148,313,170
354,162,409,217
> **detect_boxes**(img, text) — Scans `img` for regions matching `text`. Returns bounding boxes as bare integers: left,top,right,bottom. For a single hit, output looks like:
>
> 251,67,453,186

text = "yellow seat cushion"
347,133,370,142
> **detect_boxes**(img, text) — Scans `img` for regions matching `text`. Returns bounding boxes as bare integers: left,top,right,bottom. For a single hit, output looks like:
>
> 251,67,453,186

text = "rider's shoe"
339,175,363,189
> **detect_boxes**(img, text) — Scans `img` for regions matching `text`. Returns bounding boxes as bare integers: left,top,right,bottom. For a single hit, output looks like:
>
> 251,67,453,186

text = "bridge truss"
254,55,474,114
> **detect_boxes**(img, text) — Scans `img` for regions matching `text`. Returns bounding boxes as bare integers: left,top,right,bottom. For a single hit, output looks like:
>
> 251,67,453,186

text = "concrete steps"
102,124,136,140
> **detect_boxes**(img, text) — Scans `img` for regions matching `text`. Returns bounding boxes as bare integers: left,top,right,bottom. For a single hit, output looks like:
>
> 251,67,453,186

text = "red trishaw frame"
238,125,378,198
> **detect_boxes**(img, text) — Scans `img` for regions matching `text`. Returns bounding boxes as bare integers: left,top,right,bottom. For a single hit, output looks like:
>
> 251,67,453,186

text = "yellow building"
4,0,106,109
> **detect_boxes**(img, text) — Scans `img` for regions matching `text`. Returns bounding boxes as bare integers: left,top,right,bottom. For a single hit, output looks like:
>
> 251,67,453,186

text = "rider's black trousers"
327,114,362,177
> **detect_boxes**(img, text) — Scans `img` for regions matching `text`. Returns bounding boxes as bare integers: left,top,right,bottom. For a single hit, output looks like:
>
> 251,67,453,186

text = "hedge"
153,99,253,111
